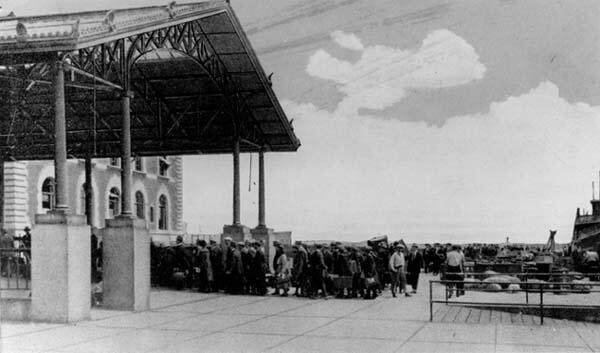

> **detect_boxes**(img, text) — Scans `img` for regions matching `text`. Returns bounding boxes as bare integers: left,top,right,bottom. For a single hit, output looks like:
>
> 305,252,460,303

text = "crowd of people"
0,227,31,277
157,237,471,300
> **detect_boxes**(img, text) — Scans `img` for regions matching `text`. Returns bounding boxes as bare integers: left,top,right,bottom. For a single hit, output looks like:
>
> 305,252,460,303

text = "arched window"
158,195,168,230
135,191,145,219
159,157,170,177
134,157,144,172
108,187,120,218
41,177,55,210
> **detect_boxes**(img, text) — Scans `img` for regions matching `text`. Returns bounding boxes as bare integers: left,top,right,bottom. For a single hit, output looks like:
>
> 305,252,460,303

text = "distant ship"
572,189,600,251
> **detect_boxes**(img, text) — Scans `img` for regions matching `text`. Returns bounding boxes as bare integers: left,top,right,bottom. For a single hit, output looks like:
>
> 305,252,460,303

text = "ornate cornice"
0,1,226,47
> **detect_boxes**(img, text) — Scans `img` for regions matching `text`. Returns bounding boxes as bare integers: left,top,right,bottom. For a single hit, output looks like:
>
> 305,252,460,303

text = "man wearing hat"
406,244,424,294
389,244,410,297
196,239,213,293
226,241,244,294
362,246,378,299
445,244,465,297
292,241,308,297
272,240,282,273
222,237,233,291
209,239,223,292
272,242,290,296
21,226,32,248
309,244,328,299
252,241,268,295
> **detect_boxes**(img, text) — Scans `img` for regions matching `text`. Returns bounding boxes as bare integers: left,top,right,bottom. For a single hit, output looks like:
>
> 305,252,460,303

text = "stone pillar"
84,155,94,226
103,90,149,311
120,92,133,217
31,213,90,322
233,138,240,225
31,60,91,322
53,61,68,212
103,217,150,311
258,150,266,227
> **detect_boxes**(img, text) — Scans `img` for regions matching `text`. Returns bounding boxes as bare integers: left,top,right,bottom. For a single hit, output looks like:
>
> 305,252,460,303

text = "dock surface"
1,274,599,352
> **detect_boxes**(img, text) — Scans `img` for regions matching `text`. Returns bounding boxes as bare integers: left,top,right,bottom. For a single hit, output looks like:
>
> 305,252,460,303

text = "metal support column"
53,60,68,212
233,138,240,225
84,154,94,226
120,91,133,217
258,149,266,227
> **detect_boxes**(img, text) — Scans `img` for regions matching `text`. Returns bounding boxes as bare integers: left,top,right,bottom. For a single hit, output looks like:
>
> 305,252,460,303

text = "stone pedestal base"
103,216,150,311
222,224,251,243
32,213,90,323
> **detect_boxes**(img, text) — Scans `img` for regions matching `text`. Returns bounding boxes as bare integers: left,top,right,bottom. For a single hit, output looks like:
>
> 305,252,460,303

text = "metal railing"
0,248,31,290
456,272,600,305
429,277,600,325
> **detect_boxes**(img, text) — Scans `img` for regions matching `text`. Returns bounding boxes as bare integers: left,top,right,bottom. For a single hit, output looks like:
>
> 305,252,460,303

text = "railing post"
539,285,544,325
7,255,11,286
525,274,529,305
445,281,448,304
429,280,433,322
16,257,20,289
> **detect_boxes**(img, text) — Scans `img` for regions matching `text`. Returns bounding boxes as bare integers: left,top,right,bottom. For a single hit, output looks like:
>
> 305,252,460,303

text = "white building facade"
2,156,183,242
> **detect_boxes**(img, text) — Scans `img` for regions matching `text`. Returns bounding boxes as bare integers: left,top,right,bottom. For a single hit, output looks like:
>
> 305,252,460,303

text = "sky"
5,0,600,244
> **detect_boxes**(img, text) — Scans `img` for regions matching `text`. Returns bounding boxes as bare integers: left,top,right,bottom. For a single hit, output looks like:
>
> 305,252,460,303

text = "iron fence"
429,277,600,325
0,247,31,290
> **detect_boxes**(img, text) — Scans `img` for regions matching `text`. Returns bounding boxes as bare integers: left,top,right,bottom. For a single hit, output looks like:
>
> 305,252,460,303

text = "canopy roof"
0,1,300,159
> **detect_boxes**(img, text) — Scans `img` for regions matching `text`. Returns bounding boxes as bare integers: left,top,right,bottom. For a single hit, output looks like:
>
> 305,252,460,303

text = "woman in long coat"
196,240,213,292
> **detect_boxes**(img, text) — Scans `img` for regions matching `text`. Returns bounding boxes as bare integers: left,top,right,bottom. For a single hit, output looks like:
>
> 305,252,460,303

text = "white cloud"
307,29,486,115
255,81,600,243
185,81,600,243
330,30,364,51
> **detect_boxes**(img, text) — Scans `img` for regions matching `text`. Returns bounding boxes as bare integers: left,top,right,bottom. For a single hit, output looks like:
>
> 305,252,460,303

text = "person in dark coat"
226,242,244,294
223,237,234,292
334,247,352,298
209,240,222,292
252,241,268,295
349,247,364,298
19,227,32,248
362,247,378,299
309,244,328,299
406,244,424,294
292,241,308,297
241,242,252,294
173,236,193,289
323,245,335,293
0,229,13,277
273,240,282,273
196,240,213,292
423,244,432,273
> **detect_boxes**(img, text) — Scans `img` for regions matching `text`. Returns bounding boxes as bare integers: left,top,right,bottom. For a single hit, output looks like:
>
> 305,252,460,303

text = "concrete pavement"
1,274,598,352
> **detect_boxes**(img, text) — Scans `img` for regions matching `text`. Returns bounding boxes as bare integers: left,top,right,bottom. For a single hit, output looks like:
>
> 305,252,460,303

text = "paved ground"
1,274,599,353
